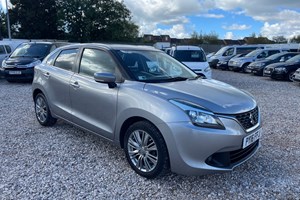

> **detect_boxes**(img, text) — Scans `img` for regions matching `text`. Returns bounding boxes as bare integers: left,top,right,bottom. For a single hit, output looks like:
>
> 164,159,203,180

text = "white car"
170,45,211,78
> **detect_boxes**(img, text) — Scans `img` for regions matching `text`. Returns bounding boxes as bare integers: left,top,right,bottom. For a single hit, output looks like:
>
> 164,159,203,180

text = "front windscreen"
10,43,52,58
245,49,261,57
116,50,198,83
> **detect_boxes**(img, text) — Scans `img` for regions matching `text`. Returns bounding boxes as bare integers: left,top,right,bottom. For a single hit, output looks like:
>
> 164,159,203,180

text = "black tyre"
124,121,169,179
288,71,295,82
34,93,57,126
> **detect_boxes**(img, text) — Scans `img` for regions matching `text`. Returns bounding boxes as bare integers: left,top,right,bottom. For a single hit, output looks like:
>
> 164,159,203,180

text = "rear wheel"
124,121,169,179
34,93,57,126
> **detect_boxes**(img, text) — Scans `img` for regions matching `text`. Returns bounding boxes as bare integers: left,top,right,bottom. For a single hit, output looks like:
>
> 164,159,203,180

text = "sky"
1,0,299,40
123,0,300,40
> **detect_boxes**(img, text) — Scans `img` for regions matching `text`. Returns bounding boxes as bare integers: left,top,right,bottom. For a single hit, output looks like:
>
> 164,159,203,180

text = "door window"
79,48,116,77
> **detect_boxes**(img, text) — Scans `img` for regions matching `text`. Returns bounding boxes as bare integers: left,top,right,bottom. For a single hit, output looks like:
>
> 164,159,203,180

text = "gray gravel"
0,70,300,199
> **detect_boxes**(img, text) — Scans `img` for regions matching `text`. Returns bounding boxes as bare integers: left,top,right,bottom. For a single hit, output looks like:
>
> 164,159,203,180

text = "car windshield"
286,54,300,63
10,43,52,58
245,49,261,57
174,50,206,62
214,47,228,56
116,50,198,83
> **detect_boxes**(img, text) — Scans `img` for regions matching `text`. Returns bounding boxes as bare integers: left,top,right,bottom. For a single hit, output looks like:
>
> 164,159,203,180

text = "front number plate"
9,71,22,75
243,129,261,149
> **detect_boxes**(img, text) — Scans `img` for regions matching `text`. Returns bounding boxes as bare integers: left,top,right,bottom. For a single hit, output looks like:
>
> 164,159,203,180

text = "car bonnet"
143,79,256,115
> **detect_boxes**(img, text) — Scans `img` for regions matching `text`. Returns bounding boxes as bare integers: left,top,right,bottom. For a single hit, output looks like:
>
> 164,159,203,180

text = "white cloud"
152,24,190,39
198,14,224,19
261,22,300,39
224,32,234,39
123,0,300,39
222,24,251,30
123,0,204,38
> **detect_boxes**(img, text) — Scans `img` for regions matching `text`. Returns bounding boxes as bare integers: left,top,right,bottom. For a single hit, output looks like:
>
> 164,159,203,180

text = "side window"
54,49,78,71
223,48,234,56
79,48,116,77
257,51,267,58
5,45,11,53
0,45,5,54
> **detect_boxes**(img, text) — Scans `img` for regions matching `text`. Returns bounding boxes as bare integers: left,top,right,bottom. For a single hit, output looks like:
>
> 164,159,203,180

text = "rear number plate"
9,71,22,75
243,129,261,149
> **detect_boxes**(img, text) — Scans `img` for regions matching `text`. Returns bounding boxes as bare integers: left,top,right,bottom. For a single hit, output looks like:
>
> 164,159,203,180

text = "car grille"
205,140,259,168
234,107,259,130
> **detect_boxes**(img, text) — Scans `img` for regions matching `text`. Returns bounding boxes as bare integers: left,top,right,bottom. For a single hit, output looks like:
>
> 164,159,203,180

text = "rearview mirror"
94,72,117,88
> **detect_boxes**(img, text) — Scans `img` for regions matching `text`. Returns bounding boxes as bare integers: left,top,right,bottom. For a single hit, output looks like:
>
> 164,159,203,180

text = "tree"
10,0,59,39
272,36,288,43
291,35,300,43
57,0,139,42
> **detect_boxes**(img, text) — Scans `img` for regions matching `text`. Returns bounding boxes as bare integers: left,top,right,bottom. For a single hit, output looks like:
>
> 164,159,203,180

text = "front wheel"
34,93,57,126
288,71,296,82
124,121,169,179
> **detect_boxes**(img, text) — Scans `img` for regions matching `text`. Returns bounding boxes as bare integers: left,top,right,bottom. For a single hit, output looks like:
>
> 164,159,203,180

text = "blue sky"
123,0,300,40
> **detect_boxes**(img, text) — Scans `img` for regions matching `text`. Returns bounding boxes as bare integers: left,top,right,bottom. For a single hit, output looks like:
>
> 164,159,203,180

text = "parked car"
32,43,261,178
208,45,265,68
292,68,300,83
0,42,67,82
246,52,299,75
228,48,285,72
170,45,211,78
263,54,300,81
216,53,247,70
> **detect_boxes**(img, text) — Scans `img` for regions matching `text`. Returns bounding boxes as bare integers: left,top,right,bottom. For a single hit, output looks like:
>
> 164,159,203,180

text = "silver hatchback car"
32,44,261,178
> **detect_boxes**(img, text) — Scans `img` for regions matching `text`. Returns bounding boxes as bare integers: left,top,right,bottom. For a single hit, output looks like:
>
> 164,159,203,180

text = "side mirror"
94,72,117,88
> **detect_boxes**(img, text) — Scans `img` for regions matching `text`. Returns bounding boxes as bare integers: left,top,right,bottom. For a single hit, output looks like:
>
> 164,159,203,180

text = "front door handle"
43,72,50,78
71,81,80,88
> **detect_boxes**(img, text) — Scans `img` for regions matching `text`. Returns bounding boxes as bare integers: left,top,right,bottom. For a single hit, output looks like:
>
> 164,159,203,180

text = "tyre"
241,63,250,73
34,93,57,126
124,121,169,179
288,71,296,82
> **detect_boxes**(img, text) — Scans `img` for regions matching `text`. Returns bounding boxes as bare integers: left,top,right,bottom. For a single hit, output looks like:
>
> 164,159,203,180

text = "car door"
69,48,119,140
43,48,79,121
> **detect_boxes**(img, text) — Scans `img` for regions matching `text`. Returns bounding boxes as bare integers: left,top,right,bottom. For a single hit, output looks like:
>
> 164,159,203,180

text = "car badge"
249,113,256,125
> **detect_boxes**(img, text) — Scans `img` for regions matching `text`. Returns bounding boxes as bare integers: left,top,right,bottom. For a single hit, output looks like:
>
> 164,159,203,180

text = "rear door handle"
71,81,80,88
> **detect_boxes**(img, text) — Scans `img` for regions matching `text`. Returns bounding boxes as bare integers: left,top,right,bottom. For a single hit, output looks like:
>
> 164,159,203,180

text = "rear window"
174,50,206,62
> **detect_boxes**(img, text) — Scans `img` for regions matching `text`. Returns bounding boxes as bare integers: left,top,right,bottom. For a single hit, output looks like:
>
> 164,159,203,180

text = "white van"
170,45,211,78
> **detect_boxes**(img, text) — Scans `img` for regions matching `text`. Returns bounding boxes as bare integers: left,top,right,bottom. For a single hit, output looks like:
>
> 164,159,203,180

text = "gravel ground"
0,70,299,199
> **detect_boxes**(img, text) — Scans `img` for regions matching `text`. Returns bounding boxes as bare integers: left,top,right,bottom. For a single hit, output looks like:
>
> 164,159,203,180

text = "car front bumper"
158,117,261,176
2,67,34,81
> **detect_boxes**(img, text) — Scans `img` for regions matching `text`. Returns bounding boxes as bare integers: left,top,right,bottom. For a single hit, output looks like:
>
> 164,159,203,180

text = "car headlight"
274,67,287,73
25,60,41,68
1,60,7,68
169,99,225,129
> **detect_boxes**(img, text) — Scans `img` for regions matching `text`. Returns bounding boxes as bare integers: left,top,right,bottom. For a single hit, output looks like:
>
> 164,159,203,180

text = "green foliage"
10,0,58,39
7,0,138,42
290,35,300,43
189,31,219,44
57,0,139,42
272,36,288,43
